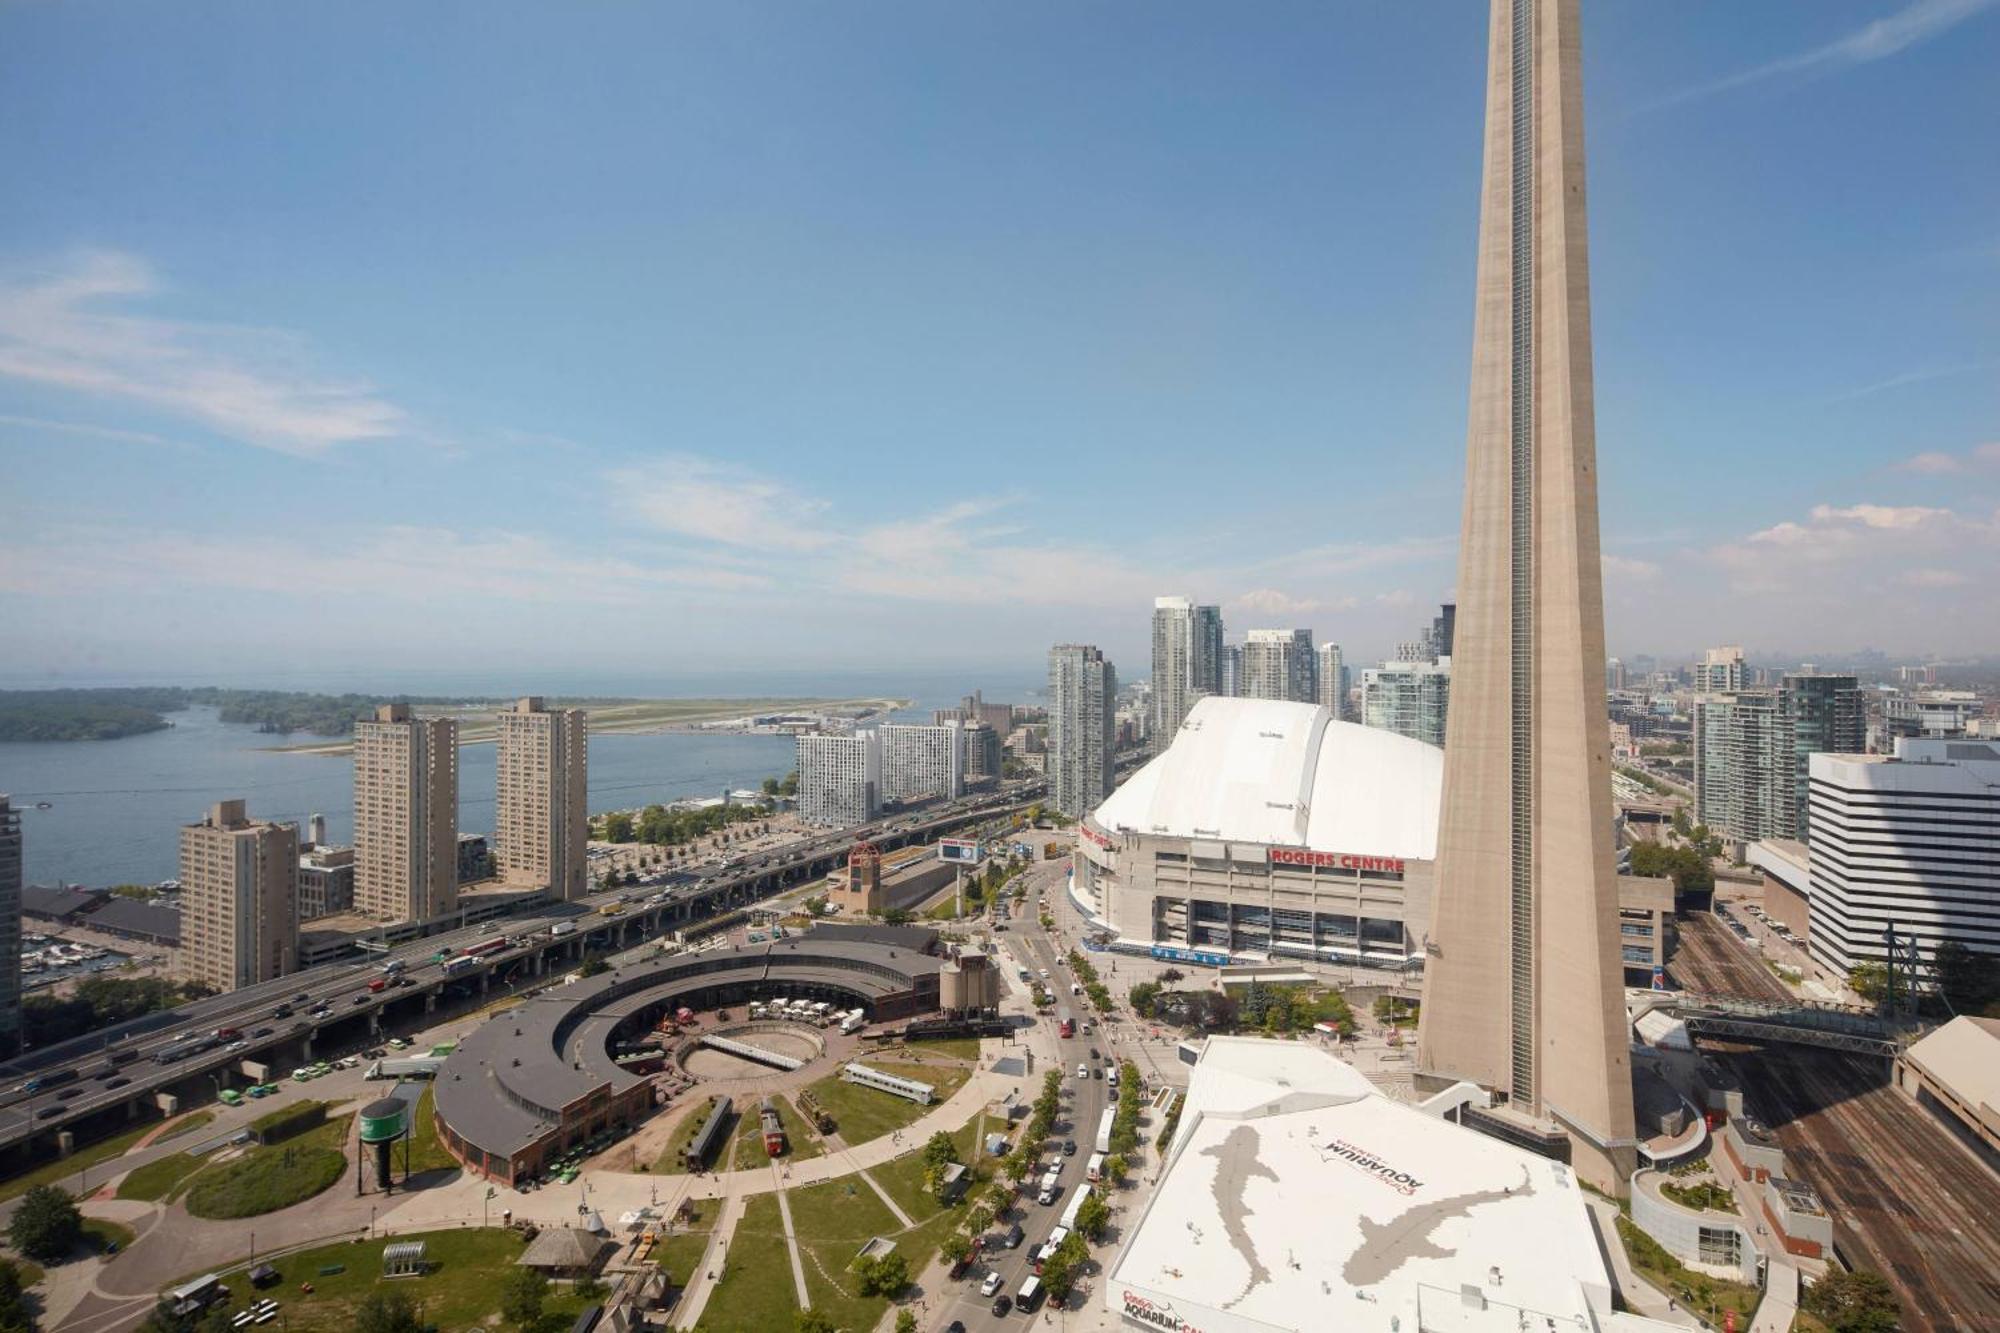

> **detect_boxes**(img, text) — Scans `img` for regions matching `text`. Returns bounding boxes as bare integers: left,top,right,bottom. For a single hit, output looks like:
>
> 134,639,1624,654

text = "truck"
367,978,388,994
1086,1151,1107,1184
839,1009,866,1035
1094,1107,1115,1156
549,921,578,938
1057,1008,1075,1038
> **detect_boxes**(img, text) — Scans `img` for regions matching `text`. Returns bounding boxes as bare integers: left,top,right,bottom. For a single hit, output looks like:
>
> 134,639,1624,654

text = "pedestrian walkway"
1750,1255,1798,1333
857,1166,914,1228
671,1183,746,1330
773,1180,811,1308
1584,1196,1701,1329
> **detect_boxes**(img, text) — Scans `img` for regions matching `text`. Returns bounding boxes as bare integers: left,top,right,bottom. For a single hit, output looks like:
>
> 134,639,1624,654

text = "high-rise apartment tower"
1416,0,1637,1194
1048,644,1117,819
177,799,298,993
353,704,459,923
495,697,588,902
1149,597,1222,752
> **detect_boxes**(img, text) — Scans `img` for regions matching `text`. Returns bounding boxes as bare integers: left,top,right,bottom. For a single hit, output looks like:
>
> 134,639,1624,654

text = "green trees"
1102,1153,1129,1185
921,1131,962,1202
1932,940,2000,1015
793,1311,836,1333
1629,841,1714,896
1849,962,1889,1004
0,1259,32,1333
1073,1190,1111,1242
893,1311,918,1333
23,975,211,1048
601,812,635,843
633,801,769,847
1040,1231,1090,1299
1801,1270,1900,1333
500,1267,548,1329
355,1289,421,1333
1127,981,1160,1017
854,1251,908,1297
8,1185,81,1263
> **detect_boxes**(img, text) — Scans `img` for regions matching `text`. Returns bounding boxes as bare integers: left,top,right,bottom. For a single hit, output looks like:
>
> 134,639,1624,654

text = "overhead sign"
938,838,982,865
1267,847,1407,875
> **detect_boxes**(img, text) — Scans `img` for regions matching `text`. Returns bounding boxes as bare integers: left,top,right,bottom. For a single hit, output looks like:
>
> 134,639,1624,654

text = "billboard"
938,838,982,865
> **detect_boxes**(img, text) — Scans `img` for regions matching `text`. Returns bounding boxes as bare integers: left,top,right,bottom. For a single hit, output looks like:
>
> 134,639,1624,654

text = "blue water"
0,671,1043,887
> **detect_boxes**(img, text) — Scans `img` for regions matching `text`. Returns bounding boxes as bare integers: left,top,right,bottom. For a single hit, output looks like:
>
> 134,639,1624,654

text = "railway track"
1674,913,2000,1330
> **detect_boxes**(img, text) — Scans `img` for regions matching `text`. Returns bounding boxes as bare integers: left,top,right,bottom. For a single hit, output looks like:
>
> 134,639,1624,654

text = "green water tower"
358,1096,410,1196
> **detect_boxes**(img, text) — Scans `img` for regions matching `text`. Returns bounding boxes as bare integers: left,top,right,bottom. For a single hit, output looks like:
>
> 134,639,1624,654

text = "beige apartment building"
353,704,459,924
495,697,588,901
177,799,297,993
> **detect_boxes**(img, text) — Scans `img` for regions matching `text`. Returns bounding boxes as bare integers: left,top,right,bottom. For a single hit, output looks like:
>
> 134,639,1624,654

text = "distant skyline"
1,2,1996,677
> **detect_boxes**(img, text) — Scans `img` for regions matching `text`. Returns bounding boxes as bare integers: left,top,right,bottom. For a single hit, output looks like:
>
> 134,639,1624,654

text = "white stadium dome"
1090,696,1442,860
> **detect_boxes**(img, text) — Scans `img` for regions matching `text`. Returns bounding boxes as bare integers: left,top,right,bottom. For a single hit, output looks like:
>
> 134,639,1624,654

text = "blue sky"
1,0,1995,687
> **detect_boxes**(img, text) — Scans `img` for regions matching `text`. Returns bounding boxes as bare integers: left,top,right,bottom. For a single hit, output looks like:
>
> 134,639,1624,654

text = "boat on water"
34,801,52,810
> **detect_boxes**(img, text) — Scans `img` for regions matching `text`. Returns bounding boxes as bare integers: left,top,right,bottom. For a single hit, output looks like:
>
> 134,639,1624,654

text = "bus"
441,955,477,976
1057,1008,1075,1038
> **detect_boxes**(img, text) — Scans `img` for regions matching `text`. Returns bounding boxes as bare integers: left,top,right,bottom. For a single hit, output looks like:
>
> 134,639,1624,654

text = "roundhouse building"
1073,697,1441,969
433,929,943,1185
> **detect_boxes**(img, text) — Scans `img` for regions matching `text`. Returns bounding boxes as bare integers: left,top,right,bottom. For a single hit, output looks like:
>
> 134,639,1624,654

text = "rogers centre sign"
1123,1292,1205,1333
1267,847,1406,875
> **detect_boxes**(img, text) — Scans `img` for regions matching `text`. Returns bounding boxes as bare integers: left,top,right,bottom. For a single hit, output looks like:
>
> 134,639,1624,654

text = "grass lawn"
153,1110,216,1144
652,1223,713,1288
1614,1216,1762,1326
895,1036,981,1062
803,1059,970,1148
402,1088,458,1173
788,1176,897,1240
870,1111,990,1224
185,1115,350,1219
197,1227,532,1332
81,1217,136,1254
0,1117,164,1201
8,1259,42,1289
702,1194,800,1333
117,1151,202,1203
730,1095,826,1170
653,1098,733,1174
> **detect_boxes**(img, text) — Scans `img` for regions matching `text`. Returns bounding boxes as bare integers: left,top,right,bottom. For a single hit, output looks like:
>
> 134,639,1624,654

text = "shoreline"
263,696,913,756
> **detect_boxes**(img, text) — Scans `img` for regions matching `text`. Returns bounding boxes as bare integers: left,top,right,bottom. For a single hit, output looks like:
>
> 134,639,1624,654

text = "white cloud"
1229,588,1348,618
1900,568,1970,588
610,458,835,553
1602,554,1662,580
1649,0,1999,109
1898,441,2000,474
0,524,769,605
0,250,408,456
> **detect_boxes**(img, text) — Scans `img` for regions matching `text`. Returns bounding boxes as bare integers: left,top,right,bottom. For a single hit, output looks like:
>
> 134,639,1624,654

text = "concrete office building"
1806,738,2000,980
930,691,1013,735
1240,628,1317,703
495,698,589,902
1047,644,1116,820
879,723,965,806
297,844,357,920
1416,0,1637,1194
1606,657,1626,693
352,704,458,923
177,799,297,993
1695,645,1745,693
1150,596,1222,751
1426,602,1457,662
0,797,20,1053
958,722,1003,785
1316,642,1349,719
1360,658,1452,748
796,731,881,828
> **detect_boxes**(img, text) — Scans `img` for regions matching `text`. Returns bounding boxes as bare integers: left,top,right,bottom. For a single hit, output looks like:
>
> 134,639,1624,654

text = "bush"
0,1259,30,1333
250,1099,327,1144
855,1252,908,1297
1802,1270,1900,1333
8,1185,81,1263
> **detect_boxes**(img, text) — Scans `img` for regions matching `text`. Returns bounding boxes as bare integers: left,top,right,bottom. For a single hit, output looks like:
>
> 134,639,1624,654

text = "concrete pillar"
56,1130,74,1157
425,992,438,1014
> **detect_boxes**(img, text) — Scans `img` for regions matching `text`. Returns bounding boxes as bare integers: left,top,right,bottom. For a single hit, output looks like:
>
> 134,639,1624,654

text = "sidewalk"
1584,1197,1701,1329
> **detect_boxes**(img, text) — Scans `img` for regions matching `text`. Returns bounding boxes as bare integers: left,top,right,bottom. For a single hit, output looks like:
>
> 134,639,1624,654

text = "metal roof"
1903,1015,2000,1121
1090,697,1442,858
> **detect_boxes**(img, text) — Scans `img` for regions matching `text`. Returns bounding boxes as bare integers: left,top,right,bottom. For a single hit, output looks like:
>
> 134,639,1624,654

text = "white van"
1016,1274,1044,1311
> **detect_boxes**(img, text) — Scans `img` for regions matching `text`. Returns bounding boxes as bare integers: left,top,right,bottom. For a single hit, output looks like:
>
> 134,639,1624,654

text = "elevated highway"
0,781,1042,1159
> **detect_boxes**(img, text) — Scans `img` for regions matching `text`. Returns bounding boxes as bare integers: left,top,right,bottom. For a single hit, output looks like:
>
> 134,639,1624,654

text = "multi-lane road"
934,862,1116,1329
0,783,1047,1157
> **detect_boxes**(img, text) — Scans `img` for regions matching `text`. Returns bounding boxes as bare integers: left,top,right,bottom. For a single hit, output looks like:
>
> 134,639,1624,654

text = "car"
1076,1063,1088,1080
1088,1048,1100,1060
1092,1066,1103,1079
35,1107,61,1120
980,1271,1004,1298
350,994,368,1006
945,1323,966,1333
1039,968,1050,978
990,1296,1012,1317
253,1027,274,1038
57,1088,82,1101
293,992,309,1003
272,1005,292,1020
1062,1140,1076,1156
106,1077,129,1090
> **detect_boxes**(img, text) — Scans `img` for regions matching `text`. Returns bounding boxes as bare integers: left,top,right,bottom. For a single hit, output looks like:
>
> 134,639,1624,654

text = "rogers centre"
1073,697,1441,971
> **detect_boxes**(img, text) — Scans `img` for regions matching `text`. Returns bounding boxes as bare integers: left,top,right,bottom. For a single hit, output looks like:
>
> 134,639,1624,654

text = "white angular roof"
1092,696,1442,858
